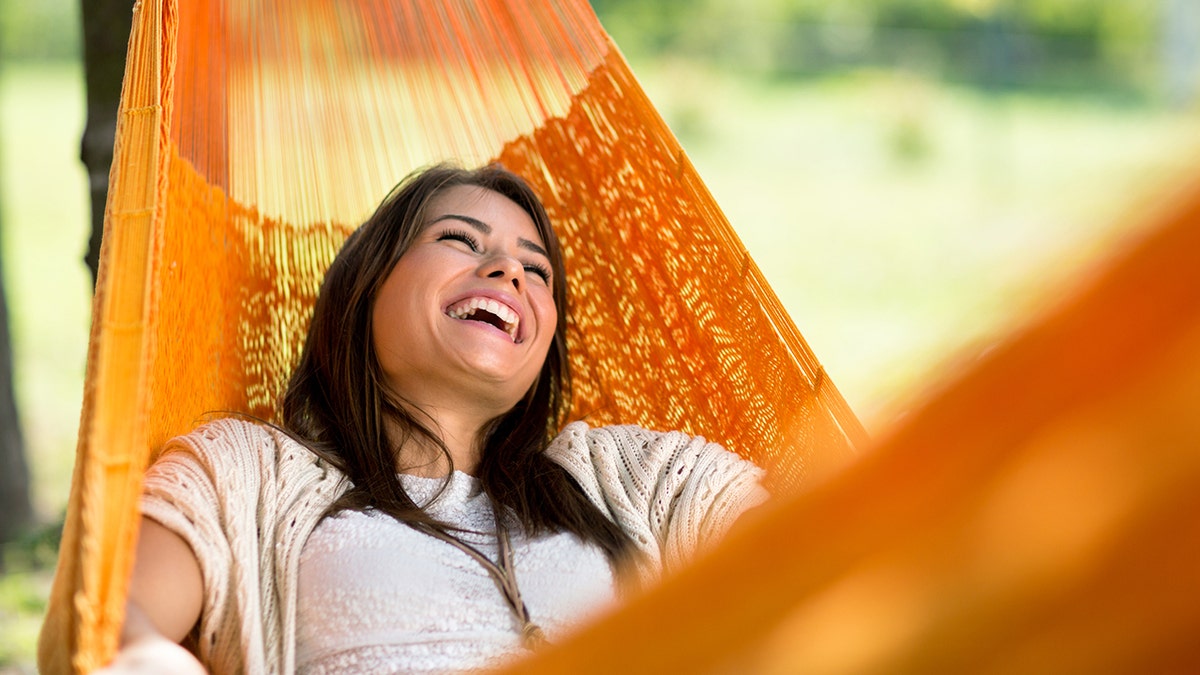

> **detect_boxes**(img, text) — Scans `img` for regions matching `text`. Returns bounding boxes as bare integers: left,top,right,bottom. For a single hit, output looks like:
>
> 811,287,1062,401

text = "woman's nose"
480,254,524,290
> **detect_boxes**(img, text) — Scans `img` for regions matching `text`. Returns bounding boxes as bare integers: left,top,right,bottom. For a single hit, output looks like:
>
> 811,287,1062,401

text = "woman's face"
371,184,558,416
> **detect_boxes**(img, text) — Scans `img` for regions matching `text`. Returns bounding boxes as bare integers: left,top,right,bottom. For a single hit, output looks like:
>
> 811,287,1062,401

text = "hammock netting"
40,0,1200,672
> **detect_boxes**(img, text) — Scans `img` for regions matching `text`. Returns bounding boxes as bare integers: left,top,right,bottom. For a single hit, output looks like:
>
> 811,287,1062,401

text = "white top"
139,419,768,673
294,471,618,674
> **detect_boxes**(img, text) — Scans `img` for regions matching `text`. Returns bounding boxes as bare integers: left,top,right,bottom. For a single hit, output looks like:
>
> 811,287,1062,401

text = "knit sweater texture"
140,418,768,674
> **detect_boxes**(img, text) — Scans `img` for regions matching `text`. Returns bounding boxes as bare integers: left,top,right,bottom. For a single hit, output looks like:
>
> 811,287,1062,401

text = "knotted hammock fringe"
40,0,1200,672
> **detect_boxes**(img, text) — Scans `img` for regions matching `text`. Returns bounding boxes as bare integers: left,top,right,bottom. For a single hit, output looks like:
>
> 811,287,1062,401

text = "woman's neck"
390,404,491,478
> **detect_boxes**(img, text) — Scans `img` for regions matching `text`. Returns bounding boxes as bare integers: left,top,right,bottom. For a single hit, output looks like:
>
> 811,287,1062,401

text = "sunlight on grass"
634,61,1200,429
0,60,89,672
0,521,59,670
0,61,90,522
0,571,47,668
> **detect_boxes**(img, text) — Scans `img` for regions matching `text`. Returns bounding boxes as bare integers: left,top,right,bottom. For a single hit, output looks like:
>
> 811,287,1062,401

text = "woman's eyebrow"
518,238,549,259
431,213,491,234
430,213,549,258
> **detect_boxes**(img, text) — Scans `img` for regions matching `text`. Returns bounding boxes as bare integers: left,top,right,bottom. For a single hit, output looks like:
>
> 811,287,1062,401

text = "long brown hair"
281,163,631,563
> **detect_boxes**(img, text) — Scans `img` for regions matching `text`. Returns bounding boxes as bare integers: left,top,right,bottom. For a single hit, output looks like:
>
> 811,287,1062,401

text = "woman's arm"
96,517,207,673
127,516,204,642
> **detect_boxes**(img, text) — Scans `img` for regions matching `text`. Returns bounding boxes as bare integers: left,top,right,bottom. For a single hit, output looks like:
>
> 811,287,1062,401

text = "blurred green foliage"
0,0,80,62
0,0,1167,98
593,0,1160,96
0,521,60,667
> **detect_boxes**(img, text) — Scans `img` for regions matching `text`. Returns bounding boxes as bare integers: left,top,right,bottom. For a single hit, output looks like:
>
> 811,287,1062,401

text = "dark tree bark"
0,161,34,549
0,23,33,554
81,0,134,287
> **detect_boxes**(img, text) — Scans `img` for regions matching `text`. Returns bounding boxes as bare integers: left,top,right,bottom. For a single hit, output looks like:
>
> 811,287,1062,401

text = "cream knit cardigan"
140,418,768,674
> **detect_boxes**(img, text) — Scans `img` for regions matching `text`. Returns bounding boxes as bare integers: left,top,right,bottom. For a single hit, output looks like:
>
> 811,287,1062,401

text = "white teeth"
446,297,520,341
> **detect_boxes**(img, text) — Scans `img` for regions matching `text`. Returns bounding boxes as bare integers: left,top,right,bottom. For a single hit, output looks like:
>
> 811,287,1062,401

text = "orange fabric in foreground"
499,175,1200,673
39,0,1200,672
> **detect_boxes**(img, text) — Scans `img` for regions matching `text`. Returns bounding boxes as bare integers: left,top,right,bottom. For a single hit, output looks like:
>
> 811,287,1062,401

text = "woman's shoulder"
159,416,327,477
548,420,765,487
550,420,688,445
177,415,278,442
546,419,769,579
549,420,719,458
167,415,285,451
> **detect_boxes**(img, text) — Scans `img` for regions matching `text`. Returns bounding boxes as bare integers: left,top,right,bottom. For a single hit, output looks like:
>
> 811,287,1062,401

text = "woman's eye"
525,263,552,283
437,229,479,251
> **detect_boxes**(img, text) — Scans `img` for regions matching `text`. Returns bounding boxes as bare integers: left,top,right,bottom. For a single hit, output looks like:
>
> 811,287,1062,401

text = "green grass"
0,61,91,518
0,60,90,671
0,521,60,669
633,61,1200,426
0,571,50,669
3,57,1200,669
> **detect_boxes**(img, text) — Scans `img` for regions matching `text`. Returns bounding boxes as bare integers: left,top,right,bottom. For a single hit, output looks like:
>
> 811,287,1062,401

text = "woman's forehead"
426,185,547,243
428,184,508,212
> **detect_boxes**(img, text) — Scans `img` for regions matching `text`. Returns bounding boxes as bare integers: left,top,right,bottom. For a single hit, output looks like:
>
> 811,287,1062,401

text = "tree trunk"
0,189,33,548
80,0,134,287
0,23,33,555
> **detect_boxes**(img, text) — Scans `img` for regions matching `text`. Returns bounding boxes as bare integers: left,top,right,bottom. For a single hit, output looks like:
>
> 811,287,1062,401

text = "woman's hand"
95,601,207,674
95,633,207,674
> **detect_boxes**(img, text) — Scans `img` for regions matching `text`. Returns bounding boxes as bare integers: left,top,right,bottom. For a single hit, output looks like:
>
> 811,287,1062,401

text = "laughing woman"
105,164,768,674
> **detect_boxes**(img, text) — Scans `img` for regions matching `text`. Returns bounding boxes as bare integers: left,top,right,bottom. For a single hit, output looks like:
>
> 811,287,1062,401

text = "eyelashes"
437,228,480,250
436,229,552,283
523,261,552,283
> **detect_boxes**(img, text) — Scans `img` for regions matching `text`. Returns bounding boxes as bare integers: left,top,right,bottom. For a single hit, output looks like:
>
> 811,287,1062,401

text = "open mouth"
446,297,520,342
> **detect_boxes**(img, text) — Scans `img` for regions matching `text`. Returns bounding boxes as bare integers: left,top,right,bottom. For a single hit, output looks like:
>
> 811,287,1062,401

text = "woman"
106,164,768,674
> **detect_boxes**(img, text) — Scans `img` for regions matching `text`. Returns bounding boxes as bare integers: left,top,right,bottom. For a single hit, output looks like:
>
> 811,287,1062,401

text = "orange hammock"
40,0,1200,672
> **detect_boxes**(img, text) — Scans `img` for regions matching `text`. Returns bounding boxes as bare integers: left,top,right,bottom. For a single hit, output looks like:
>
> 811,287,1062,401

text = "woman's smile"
371,184,558,412
445,292,524,343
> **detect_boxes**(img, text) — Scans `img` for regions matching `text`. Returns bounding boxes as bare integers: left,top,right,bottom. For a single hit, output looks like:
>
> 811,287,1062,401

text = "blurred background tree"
594,0,1170,98
79,0,131,287
1,0,85,663
0,13,33,570
0,131,34,556
0,2,78,62
0,0,82,541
